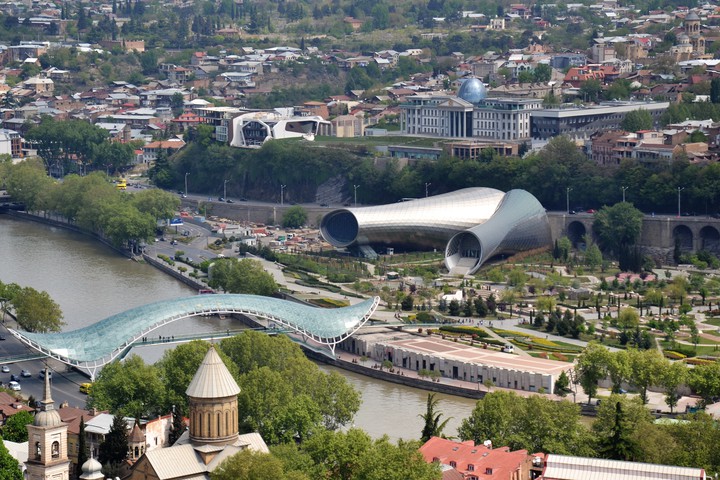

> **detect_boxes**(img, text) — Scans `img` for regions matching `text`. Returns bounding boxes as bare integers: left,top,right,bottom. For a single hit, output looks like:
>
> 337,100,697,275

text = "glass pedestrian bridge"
9,294,380,379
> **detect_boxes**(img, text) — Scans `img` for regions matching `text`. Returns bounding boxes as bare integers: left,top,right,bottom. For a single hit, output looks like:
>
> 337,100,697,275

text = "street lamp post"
677,187,684,218
280,184,286,206
353,184,359,207
425,182,431,198
566,187,572,214
621,186,628,203
223,179,228,200
185,172,189,197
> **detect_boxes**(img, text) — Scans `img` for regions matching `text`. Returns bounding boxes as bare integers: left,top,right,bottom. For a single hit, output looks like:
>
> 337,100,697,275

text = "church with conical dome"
127,345,268,480
24,346,267,480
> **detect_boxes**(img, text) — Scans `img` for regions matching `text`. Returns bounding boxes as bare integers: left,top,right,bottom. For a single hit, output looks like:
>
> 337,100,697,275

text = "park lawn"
660,341,720,357
703,317,720,327
701,329,720,337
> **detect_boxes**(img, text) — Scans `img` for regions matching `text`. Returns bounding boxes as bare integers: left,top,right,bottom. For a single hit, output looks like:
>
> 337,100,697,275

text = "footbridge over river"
9,294,380,379
547,212,720,255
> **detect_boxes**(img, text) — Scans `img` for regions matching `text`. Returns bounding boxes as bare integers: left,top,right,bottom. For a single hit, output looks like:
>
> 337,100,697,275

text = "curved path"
9,294,379,379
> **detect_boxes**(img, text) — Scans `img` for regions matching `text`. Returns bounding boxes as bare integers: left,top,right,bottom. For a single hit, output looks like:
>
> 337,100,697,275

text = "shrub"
415,311,435,323
664,350,687,360
551,352,569,362
685,357,715,366
439,325,489,338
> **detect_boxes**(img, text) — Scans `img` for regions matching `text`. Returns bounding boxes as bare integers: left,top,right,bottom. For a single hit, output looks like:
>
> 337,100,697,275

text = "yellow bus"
116,178,127,190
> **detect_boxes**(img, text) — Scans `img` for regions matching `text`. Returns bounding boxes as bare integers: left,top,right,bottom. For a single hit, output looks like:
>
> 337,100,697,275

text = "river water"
0,216,477,440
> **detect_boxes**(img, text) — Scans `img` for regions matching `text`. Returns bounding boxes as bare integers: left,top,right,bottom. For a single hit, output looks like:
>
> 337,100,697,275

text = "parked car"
226,199,234,203
218,197,225,202
0,334,5,340
21,369,31,377
1,365,9,373
8,381,20,391
320,203,329,207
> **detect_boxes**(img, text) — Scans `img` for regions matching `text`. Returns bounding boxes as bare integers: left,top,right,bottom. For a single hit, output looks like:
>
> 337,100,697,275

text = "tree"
660,360,687,413
617,307,639,330
533,63,552,83
458,391,592,455
537,296,556,314
282,206,308,229
98,414,128,468
554,370,570,395
579,79,601,102
628,348,665,404
620,109,653,132
712,78,720,103
208,259,278,296
0,437,23,480
575,342,610,404
2,411,33,442
585,243,603,269
688,362,720,407
76,417,88,478
593,202,644,256
419,393,451,442
12,286,64,333
88,354,167,418
606,350,631,394
300,429,440,480
596,398,641,460
212,449,286,480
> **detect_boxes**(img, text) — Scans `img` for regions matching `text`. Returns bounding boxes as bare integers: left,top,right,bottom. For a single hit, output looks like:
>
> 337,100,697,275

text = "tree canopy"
457,391,593,456
620,109,653,132
208,258,278,295
593,202,644,255
0,437,23,480
282,206,308,229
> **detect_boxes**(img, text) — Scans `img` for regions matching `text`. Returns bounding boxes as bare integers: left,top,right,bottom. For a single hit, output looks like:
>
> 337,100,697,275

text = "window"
51,441,60,458
35,442,41,461
449,461,456,468
468,464,475,471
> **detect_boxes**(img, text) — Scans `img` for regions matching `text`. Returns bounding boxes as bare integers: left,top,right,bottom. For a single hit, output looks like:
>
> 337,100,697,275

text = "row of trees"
167,134,720,216
458,390,720,472
25,116,136,176
576,343,720,410
0,280,64,333
3,161,179,248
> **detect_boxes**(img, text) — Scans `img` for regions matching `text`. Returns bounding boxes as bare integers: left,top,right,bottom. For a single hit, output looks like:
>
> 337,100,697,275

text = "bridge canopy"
9,294,379,371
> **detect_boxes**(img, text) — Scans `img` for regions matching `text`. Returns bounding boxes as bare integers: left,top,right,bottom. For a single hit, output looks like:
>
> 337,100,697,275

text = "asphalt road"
0,323,91,409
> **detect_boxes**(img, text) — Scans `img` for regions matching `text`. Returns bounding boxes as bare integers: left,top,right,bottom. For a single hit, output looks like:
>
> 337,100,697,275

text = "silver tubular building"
320,187,551,274
444,189,551,275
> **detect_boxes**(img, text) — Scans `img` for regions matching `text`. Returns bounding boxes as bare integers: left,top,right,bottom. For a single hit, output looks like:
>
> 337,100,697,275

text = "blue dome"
457,77,487,104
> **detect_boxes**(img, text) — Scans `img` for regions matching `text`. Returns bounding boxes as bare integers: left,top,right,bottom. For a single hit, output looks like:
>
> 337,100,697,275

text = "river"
0,216,478,440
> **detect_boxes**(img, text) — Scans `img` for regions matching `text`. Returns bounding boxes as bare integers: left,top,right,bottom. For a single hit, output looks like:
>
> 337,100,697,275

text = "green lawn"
660,341,720,357
703,317,720,327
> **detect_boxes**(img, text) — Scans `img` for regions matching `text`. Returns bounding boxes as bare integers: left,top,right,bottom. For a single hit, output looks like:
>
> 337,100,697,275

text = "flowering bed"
664,351,687,360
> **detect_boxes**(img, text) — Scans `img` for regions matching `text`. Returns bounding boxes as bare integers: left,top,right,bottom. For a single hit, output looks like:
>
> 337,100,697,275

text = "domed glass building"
457,77,487,104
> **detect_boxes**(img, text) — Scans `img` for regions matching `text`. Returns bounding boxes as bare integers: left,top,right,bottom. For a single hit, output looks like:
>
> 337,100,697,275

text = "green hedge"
438,325,489,338
510,338,582,353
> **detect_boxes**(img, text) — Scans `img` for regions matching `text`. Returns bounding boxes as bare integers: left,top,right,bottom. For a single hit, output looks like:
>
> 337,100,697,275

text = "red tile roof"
420,437,530,480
